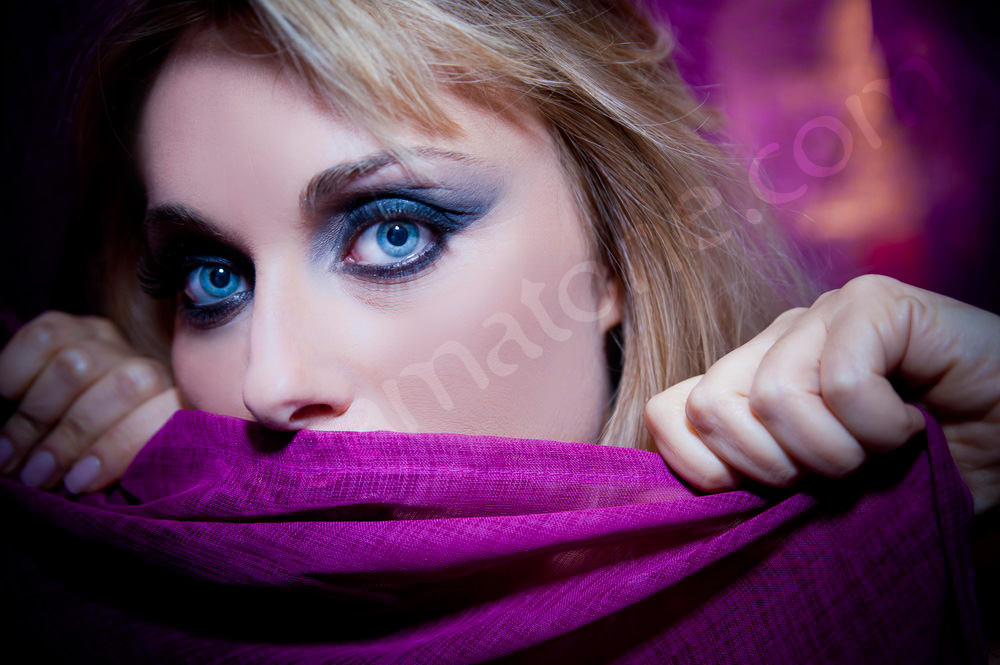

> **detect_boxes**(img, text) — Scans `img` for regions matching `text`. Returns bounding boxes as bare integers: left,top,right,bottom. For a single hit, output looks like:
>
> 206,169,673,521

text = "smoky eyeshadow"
139,205,255,303
137,156,507,329
306,177,504,269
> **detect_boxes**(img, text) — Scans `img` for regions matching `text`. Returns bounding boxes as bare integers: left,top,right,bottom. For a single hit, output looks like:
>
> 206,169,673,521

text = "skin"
646,276,1000,516
0,31,623,492
0,32,997,522
146,33,622,442
0,313,179,490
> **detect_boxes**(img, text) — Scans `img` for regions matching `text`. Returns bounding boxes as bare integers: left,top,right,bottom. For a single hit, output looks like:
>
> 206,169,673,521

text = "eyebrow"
144,203,245,255
144,147,486,247
300,147,486,214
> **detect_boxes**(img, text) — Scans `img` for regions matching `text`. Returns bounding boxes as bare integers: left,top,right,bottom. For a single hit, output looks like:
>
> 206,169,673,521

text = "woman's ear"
596,263,624,335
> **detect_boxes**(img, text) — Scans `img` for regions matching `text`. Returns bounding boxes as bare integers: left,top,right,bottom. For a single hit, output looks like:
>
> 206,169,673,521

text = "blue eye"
348,217,433,266
183,263,248,306
339,196,478,279
379,222,420,257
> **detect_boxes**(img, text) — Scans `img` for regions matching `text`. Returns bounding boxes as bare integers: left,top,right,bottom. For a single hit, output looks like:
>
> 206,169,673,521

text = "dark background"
3,0,108,326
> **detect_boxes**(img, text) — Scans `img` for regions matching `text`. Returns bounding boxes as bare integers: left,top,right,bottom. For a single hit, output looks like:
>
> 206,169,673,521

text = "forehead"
136,31,557,212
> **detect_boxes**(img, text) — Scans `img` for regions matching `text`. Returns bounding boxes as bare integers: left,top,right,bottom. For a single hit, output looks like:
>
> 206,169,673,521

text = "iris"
185,264,246,305
378,222,419,257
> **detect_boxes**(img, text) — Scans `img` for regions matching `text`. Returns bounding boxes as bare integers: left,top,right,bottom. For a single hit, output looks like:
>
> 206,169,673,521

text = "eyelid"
138,245,255,331
141,231,254,288
334,196,461,279
181,254,248,270
311,186,483,255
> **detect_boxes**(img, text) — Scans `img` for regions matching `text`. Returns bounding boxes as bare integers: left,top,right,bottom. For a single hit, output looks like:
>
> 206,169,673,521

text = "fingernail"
64,456,101,494
0,437,13,470
20,450,56,487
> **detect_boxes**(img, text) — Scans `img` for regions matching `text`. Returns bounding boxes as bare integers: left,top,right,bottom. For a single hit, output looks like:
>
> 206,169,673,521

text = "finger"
19,358,172,489
16,338,134,435
818,290,926,452
0,339,135,477
645,377,741,491
1,411,48,474
749,313,868,477
63,387,182,494
686,381,802,488
0,311,94,401
684,310,806,486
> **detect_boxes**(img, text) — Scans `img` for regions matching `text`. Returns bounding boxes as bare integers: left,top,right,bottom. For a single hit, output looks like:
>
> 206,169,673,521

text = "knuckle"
683,385,718,433
86,316,119,338
643,391,671,419
643,397,670,439
820,369,860,404
34,310,72,327
52,412,92,450
20,312,77,354
813,289,840,306
113,360,160,400
747,382,785,421
30,311,74,340
4,410,46,445
53,346,92,383
643,391,664,413
775,306,808,324
842,274,898,298
25,320,60,353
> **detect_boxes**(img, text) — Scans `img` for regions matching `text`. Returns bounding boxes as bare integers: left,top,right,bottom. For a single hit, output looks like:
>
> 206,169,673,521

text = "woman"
0,0,996,510
0,0,995,660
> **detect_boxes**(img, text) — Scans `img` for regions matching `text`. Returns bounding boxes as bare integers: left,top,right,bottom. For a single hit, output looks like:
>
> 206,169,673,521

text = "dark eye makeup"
138,242,255,330
332,193,479,279
138,189,487,331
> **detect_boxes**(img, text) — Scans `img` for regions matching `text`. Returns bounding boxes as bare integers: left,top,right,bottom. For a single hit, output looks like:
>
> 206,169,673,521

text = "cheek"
372,204,611,443
171,326,251,418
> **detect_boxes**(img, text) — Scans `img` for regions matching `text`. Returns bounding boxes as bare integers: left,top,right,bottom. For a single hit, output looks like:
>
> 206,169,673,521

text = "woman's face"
137,32,622,443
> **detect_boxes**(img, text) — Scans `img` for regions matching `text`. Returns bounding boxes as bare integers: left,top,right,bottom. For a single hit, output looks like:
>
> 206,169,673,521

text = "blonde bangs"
239,0,545,138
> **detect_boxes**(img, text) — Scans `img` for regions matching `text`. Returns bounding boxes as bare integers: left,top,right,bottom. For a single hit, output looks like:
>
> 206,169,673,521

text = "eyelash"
138,195,464,330
138,254,252,329
339,196,465,280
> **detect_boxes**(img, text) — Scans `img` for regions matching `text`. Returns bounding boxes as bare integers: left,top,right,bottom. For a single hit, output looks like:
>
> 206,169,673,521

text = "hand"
644,275,1000,515
0,311,180,493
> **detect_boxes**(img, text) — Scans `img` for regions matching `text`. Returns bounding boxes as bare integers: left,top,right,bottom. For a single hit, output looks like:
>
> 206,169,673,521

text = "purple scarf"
1,409,986,663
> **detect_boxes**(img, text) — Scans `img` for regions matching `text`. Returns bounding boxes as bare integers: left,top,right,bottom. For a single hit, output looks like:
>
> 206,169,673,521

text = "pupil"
209,267,230,288
386,224,409,247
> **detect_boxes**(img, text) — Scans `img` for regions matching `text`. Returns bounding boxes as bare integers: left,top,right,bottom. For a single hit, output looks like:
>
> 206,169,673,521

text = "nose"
241,271,355,431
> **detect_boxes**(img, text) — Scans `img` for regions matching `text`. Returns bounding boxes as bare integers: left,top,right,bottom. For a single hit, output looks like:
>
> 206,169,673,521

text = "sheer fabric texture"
1,409,985,663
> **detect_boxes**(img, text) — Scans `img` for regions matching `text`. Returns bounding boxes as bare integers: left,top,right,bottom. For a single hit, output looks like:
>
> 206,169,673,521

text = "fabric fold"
1,409,986,664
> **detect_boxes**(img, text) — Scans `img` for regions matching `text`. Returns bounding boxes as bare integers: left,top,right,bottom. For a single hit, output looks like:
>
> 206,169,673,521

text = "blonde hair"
79,0,812,451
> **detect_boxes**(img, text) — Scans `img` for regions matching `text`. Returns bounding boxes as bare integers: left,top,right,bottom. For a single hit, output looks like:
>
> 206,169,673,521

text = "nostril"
289,403,336,423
